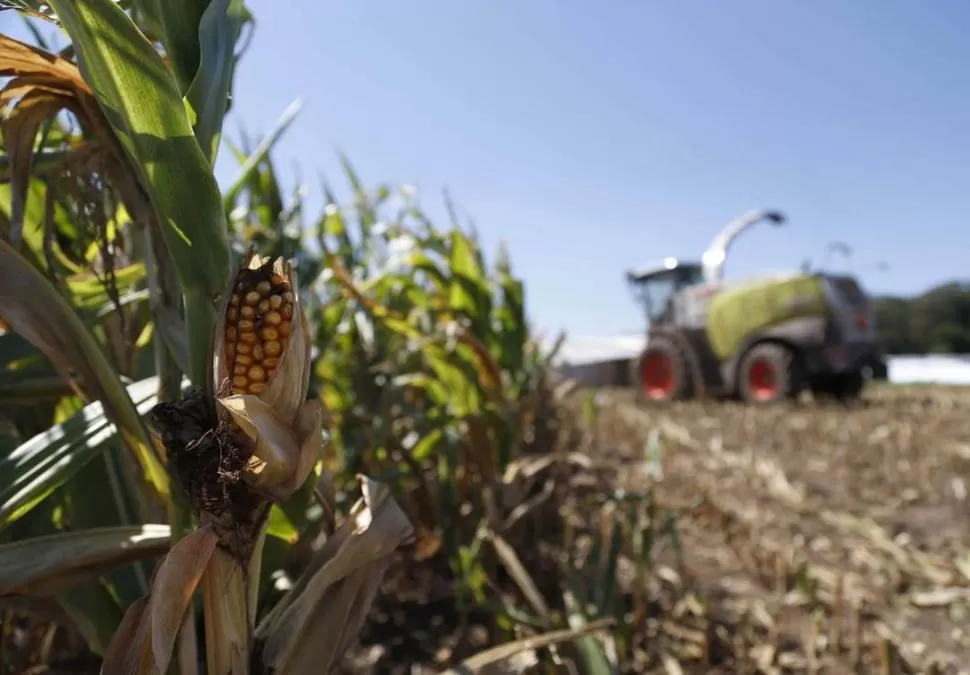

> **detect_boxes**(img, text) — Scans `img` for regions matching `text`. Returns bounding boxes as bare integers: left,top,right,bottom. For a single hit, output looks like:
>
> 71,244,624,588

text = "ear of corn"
213,251,320,500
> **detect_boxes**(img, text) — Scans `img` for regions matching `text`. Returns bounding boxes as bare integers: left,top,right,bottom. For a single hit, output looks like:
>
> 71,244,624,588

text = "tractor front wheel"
635,337,691,402
738,343,798,404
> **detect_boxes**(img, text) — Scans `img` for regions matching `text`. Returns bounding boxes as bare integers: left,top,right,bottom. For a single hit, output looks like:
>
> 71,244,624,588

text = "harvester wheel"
738,343,797,404
635,337,691,402
833,371,865,402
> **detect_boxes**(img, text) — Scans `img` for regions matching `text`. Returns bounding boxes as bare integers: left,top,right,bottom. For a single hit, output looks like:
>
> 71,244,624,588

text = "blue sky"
6,1,970,338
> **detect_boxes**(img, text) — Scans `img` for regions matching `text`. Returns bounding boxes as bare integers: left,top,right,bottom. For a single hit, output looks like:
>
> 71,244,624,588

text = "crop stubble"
595,385,970,674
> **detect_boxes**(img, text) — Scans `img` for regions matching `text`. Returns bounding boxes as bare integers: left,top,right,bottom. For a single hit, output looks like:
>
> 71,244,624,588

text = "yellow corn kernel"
222,259,299,395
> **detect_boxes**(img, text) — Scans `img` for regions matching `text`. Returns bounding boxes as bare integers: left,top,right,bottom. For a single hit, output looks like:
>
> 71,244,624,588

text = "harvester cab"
627,210,884,405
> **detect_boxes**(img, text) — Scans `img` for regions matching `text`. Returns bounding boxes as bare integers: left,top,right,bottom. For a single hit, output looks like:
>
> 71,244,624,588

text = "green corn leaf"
0,376,168,530
58,579,126,657
47,0,232,389
185,0,246,163
0,240,170,501
448,229,491,337
0,374,73,404
0,524,170,597
222,98,303,211
136,0,207,93
266,503,299,544
66,263,147,309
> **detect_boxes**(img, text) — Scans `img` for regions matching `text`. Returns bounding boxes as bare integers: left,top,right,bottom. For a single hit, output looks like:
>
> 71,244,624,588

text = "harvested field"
345,385,970,674
587,385,970,674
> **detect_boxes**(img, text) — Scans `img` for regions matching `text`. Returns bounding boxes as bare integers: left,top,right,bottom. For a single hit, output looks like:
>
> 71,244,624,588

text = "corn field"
0,2,627,673
1,2,969,675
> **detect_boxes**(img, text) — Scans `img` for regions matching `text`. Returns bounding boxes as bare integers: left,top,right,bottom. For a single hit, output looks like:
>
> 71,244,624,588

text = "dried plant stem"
202,549,251,675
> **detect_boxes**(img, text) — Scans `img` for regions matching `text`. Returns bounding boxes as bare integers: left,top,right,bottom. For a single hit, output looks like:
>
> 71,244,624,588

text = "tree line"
873,281,970,355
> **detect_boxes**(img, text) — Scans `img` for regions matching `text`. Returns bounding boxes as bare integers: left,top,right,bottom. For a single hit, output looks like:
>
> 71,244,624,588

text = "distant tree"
873,281,970,354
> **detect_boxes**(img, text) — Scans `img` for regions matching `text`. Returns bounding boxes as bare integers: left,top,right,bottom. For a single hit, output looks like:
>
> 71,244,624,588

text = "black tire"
833,370,865,402
811,370,864,403
737,342,798,404
634,336,692,402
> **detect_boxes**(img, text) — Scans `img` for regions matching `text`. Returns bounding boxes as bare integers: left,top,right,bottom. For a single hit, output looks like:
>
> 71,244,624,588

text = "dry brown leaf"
0,34,117,247
150,526,218,674
100,596,155,675
100,526,217,675
257,476,414,671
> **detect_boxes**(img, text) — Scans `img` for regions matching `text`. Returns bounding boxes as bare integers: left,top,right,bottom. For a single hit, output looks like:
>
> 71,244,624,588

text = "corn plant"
0,2,638,673
0,2,413,673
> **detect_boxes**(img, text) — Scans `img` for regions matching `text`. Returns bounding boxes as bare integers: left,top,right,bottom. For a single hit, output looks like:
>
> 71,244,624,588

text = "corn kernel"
223,259,299,395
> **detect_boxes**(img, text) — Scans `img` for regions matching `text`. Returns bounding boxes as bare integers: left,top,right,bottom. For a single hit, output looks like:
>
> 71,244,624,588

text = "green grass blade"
0,240,170,501
47,0,232,388
0,376,168,530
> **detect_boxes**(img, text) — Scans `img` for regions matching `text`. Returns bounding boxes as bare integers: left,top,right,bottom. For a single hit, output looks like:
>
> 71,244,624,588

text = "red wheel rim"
747,358,778,400
641,352,675,399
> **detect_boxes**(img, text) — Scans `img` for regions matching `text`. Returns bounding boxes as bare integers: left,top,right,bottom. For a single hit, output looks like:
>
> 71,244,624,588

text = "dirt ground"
345,384,970,675
590,384,970,674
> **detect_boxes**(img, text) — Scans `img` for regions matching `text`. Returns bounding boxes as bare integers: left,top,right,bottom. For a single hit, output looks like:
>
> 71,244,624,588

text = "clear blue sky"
6,1,970,338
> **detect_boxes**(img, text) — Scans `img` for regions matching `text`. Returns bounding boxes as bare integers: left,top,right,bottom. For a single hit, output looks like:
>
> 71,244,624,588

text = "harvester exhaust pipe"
701,209,786,284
